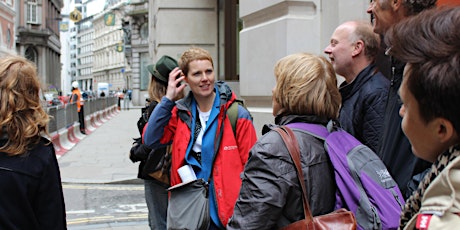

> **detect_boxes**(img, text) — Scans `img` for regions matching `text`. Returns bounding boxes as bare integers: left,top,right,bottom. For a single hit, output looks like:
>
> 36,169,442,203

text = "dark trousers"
78,106,85,133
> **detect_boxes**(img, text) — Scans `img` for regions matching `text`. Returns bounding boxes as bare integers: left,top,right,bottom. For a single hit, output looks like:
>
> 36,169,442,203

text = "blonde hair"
273,53,341,119
179,47,214,76
0,55,50,155
148,78,167,103
147,75,184,103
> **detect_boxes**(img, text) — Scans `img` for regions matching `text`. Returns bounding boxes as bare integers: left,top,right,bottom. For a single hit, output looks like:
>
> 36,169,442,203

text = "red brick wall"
437,0,460,6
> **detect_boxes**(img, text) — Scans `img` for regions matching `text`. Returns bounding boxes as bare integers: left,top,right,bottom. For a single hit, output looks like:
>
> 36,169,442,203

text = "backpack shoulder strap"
286,122,329,140
227,100,241,138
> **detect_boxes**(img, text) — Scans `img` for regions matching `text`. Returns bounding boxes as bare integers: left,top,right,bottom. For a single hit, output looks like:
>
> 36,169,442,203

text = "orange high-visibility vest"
70,89,82,112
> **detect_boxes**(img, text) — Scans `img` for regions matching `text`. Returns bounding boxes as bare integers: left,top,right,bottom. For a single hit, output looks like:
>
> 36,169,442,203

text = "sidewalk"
59,106,148,230
58,107,142,184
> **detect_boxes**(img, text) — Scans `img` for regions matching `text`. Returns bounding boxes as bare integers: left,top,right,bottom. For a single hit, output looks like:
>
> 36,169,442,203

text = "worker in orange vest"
70,81,86,134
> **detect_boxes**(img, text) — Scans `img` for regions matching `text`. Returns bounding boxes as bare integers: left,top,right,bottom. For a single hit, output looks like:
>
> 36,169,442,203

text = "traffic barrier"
107,105,119,119
96,111,106,124
51,108,120,158
58,127,76,151
51,132,68,157
72,123,87,140
84,115,96,134
90,114,102,128
68,123,86,143
100,110,107,122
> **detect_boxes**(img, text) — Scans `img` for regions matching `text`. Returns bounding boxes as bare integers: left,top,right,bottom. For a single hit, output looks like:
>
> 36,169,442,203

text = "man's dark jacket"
338,63,389,152
378,57,430,199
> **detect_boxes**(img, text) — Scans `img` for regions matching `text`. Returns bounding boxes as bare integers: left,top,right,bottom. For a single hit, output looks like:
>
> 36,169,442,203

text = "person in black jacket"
324,20,389,152
228,53,340,229
129,55,183,230
0,55,66,229
367,0,436,199
385,7,460,228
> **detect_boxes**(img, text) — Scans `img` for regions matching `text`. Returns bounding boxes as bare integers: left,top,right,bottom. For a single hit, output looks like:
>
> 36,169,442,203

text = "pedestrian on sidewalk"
0,55,66,229
143,47,257,229
70,81,86,134
130,55,184,229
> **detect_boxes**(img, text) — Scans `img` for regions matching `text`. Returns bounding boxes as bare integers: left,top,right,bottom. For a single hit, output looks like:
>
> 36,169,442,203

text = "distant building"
0,0,16,56
76,16,95,91
92,0,131,92
15,0,63,91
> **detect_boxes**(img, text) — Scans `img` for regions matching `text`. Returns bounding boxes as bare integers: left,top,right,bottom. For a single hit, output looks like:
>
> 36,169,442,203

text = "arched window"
6,29,11,47
25,46,38,65
140,22,148,41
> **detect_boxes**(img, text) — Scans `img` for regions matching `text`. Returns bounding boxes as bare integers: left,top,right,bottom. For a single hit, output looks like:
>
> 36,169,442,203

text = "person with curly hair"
0,55,66,229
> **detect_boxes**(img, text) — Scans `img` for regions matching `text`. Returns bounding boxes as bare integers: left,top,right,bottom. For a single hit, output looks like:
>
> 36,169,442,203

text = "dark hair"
386,7,460,132
401,0,437,16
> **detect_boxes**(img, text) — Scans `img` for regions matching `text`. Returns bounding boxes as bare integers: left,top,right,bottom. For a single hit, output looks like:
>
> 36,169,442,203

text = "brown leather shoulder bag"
275,126,357,230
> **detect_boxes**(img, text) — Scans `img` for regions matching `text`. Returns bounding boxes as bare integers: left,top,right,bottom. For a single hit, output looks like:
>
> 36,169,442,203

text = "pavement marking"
63,184,144,191
67,214,148,225
67,210,96,214
114,203,148,213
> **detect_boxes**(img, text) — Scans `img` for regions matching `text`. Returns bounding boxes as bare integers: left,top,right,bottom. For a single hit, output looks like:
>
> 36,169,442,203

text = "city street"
58,107,151,229
64,183,148,229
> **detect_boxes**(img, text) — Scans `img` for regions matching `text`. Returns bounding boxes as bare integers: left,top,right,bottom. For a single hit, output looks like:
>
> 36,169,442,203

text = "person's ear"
435,118,456,145
391,0,402,11
352,40,364,57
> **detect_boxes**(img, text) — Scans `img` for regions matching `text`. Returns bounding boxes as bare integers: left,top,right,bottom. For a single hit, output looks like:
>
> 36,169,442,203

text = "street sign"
70,8,82,22
115,42,124,52
104,13,115,26
59,21,69,32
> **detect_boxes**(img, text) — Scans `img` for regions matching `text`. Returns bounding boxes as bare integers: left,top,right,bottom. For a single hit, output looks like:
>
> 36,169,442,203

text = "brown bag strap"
275,126,313,224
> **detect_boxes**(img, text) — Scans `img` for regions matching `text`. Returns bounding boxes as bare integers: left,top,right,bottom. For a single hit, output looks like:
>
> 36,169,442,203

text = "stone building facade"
15,0,63,91
92,0,131,92
0,0,16,56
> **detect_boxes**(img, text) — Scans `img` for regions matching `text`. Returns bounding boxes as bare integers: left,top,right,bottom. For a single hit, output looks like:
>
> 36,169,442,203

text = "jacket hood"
262,114,328,135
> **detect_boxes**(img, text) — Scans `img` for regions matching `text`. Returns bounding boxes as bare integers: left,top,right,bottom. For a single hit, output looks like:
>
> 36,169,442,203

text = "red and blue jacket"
143,81,257,227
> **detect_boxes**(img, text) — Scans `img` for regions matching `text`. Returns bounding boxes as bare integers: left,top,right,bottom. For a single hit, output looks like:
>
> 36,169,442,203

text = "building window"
140,53,150,91
25,46,38,67
6,29,11,47
27,0,41,24
140,23,148,40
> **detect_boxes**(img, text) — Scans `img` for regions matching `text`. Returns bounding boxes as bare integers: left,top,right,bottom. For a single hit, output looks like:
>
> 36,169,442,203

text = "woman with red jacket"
143,47,257,229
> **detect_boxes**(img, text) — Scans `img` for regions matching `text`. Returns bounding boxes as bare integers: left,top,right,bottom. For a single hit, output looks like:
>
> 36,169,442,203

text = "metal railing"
46,96,117,133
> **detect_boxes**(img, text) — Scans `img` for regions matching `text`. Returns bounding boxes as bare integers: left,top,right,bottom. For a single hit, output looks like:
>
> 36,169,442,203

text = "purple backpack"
287,122,404,230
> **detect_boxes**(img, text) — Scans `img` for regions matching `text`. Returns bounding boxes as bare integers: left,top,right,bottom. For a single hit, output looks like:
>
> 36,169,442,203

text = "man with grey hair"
367,0,437,199
324,21,389,153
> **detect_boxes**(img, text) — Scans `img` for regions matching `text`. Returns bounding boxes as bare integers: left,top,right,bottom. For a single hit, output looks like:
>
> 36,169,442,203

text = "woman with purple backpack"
227,53,341,229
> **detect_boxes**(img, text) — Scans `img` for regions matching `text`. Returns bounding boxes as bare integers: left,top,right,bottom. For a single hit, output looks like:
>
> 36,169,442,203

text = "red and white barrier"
51,107,120,158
